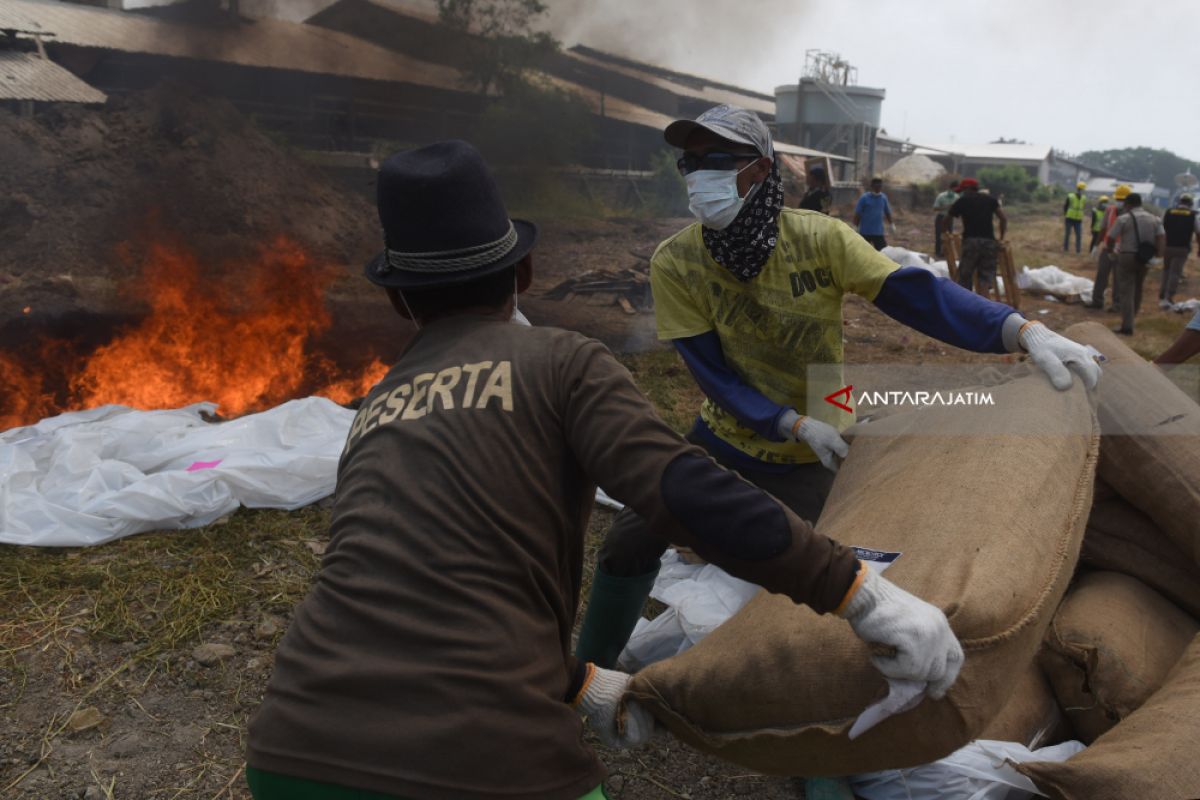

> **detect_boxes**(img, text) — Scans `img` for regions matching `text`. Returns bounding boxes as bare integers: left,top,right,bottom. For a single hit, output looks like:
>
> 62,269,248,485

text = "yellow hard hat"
1076,181,1087,190
1098,195,1110,203
1114,184,1132,200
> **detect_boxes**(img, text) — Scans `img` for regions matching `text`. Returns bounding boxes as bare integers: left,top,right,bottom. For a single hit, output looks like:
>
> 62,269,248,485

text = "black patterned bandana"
701,161,785,281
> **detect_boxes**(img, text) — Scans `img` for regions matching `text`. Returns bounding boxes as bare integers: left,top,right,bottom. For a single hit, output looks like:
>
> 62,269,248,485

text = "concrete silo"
775,51,885,180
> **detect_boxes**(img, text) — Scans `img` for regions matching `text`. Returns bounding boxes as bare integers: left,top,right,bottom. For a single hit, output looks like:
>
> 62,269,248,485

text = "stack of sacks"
1019,637,1200,799
1016,322,1200,799
977,659,1071,749
627,371,1098,776
1038,572,1199,743
1080,486,1200,619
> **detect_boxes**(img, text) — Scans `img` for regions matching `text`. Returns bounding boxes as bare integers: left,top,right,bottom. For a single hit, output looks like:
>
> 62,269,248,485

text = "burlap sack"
978,658,1070,748
1018,634,1200,800
1039,571,1198,743
628,375,1098,776
1065,321,1200,564
1082,489,1200,619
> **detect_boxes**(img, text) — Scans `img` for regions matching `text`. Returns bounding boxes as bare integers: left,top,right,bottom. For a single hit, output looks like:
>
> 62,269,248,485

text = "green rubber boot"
574,564,660,669
803,777,855,800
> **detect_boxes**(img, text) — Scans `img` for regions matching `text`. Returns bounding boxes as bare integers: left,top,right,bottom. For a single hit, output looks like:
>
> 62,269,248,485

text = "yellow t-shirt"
651,208,898,464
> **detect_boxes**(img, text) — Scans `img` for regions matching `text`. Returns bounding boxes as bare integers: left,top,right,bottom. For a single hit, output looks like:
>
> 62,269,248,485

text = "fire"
0,236,388,431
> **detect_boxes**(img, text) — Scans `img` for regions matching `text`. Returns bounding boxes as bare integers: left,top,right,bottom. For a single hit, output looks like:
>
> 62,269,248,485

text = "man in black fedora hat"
245,140,964,800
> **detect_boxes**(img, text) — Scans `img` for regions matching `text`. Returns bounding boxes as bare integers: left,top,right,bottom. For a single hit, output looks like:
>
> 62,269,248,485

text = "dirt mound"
884,153,946,185
0,83,379,321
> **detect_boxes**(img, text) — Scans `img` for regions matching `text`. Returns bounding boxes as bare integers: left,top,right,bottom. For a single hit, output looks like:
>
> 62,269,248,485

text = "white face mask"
686,160,759,230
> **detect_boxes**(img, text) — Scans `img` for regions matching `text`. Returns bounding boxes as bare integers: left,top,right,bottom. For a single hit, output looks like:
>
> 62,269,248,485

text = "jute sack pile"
1039,571,1199,743
627,374,1098,776
1018,633,1200,800
978,658,1070,749
1081,489,1200,619
1065,322,1200,564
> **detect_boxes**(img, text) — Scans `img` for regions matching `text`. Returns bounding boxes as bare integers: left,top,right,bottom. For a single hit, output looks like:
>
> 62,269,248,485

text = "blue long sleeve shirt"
673,266,1015,471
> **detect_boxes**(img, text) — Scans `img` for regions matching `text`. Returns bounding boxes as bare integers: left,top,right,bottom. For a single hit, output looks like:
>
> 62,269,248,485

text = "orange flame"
0,236,388,431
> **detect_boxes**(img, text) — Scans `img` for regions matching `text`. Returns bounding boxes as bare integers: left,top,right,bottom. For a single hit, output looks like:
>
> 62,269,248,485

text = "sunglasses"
676,151,760,176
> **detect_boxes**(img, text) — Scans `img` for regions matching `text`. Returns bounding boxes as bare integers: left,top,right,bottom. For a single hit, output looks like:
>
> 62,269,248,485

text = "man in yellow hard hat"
1063,181,1087,254
1088,184,1132,310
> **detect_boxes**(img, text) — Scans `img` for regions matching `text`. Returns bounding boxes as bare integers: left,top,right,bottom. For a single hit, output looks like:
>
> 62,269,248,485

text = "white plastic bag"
0,398,355,547
850,739,1085,800
618,549,760,670
1016,266,1094,299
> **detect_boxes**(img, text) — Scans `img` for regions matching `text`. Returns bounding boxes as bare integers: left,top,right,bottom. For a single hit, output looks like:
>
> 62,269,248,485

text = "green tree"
976,165,1038,202
435,0,558,95
1075,147,1200,187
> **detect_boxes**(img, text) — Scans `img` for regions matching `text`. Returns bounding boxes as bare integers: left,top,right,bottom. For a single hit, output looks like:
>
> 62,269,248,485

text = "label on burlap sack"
850,547,901,573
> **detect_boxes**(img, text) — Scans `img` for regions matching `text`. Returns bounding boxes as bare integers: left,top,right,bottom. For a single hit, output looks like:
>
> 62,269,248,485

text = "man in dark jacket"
1159,194,1200,307
243,140,964,800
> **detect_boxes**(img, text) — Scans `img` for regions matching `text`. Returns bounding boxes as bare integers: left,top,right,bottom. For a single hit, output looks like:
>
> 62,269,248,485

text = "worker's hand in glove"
840,563,964,699
778,410,849,473
574,664,656,749
1019,320,1102,391
888,222,897,236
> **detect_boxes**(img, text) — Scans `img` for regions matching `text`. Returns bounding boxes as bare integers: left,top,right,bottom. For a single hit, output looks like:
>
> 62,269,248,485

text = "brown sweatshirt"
246,315,858,800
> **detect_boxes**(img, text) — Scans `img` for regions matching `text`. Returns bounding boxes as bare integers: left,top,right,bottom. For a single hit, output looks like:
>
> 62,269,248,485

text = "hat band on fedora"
382,222,518,274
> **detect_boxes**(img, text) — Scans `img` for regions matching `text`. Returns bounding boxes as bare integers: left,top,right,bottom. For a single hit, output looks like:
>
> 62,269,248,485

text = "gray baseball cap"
664,104,774,157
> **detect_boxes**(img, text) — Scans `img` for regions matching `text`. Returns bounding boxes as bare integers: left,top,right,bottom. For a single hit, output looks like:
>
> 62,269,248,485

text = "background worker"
944,177,1007,297
932,180,960,257
1159,194,1200,308
245,140,965,800
1063,181,1087,254
1105,192,1166,335
853,176,894,250
1154,308,1200,365
1089,183,1132,311
1089,195,1109,255
798,164,833,214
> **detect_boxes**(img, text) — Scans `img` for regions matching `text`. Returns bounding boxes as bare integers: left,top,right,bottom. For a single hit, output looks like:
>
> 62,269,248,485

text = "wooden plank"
943,233,960,283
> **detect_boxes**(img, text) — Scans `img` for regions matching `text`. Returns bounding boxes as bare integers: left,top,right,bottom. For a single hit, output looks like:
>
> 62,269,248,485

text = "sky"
543,0,1200,161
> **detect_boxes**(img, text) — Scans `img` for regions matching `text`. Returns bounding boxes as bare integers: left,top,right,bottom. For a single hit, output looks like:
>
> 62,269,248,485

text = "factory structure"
1,0,1156,201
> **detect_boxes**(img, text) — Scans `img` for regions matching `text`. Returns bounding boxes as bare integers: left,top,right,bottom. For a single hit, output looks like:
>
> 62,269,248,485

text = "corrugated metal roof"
913,142,1052,162
0,50,107,103
565,49,776,117
775,142,852,162
0,0,467,89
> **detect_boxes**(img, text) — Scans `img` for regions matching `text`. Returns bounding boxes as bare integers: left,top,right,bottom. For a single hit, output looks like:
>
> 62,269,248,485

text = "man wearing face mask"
577,103,1101,674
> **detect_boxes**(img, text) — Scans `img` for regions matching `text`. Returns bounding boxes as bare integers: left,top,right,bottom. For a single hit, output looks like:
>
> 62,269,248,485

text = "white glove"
1019,321,1102,391
576,665,656,748
778,410,849,473
840,564,964,699
888,222,897,236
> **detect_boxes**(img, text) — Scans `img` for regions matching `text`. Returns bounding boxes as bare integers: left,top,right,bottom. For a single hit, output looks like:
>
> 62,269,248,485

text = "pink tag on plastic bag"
186,459,223,472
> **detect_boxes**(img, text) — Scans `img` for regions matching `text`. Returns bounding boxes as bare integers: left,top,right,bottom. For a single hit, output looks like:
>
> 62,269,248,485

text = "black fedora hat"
365,140,538,289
